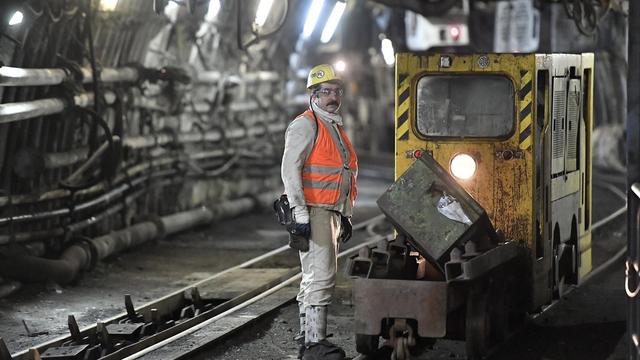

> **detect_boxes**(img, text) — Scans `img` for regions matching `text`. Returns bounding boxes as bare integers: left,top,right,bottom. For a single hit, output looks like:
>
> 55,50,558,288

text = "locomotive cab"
350,53,594,359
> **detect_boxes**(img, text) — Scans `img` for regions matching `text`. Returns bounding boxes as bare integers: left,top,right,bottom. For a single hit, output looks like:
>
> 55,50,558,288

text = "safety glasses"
317,87,344,97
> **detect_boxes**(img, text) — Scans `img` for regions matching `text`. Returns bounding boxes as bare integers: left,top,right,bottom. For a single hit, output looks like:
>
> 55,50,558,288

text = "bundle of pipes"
0,66,139,87
0,63,294,290
0,148,281,245
0,120,286,194
0,191,279,285
0,65,294,124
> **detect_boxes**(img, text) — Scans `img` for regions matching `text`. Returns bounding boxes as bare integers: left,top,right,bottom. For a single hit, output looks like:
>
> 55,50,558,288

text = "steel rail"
9,179,627,359
7,215,391,360
121,233,394,360
126,182,630,360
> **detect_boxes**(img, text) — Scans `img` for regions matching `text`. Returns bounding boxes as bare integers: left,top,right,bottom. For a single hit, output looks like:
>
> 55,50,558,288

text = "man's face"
312,82,343,114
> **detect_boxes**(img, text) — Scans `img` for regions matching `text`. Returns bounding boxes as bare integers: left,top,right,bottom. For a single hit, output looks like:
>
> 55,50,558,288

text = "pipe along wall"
0,1,300,294
0,192,279,285
0,64,296,290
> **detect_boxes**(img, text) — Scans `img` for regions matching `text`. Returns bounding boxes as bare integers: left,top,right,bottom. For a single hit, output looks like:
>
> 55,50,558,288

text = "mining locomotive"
347,53,594,359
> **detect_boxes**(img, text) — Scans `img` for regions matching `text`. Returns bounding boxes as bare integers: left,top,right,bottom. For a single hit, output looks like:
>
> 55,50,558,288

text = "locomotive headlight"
450,153,476,180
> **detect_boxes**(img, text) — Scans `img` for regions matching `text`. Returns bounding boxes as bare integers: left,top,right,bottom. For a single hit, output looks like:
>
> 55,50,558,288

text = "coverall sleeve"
281,116,315,209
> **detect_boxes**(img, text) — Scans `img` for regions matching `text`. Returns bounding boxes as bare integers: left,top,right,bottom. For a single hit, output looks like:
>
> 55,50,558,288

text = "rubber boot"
302,306,345,360
296,302,306,359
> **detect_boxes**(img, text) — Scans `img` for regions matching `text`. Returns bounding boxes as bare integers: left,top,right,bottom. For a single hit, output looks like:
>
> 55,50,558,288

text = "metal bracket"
346,248,373,278
445,242,524,282
40,344,89,359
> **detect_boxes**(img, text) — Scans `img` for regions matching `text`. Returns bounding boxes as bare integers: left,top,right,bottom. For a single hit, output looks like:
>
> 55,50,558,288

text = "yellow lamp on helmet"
306,64,343,89
450,153,476,180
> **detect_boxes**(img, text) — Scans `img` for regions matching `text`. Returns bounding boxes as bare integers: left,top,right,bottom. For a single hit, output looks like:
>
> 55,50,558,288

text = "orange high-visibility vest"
297,109,358,207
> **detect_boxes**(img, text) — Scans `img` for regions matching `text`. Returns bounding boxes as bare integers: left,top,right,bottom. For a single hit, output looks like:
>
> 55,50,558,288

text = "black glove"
339,216,352,243
289,222,311,240
287,222,310,252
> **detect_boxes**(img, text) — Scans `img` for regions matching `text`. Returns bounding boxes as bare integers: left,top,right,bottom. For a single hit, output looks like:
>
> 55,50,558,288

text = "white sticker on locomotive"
437,194,472,225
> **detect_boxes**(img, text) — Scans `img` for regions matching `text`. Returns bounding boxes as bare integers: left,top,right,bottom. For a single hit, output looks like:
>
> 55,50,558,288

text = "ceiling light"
164,1,180,22
254,0,274,27
302,0,325,39
8,11,23,26
334,60,346,72
205,0,220,21
99,0,119,11
381,38,395,66
320,1,346,43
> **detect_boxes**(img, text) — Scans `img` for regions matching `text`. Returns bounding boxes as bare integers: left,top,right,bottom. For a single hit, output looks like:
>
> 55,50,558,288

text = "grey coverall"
281,104,356,307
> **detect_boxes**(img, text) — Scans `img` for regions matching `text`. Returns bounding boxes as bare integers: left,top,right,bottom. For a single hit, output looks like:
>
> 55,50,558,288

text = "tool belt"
273,194,309,252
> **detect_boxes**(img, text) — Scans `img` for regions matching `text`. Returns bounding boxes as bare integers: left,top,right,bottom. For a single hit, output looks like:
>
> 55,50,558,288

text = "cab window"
416,75,515,138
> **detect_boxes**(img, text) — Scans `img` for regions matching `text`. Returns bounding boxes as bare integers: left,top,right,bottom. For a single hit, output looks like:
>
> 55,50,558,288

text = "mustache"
327,101,339,106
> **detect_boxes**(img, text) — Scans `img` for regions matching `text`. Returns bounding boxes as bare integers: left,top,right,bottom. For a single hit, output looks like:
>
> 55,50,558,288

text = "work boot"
296,335,305,359
296,302,306,340
302,339,346,360
302,306,346,360
295,302,306,359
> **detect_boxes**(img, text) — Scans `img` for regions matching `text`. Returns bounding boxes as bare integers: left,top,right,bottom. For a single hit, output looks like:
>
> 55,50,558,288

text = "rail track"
1,215,391,360
1,171,628,360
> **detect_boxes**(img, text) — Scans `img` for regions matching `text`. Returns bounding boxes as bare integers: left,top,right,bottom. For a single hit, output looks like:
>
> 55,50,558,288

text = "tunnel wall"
0,0,298,281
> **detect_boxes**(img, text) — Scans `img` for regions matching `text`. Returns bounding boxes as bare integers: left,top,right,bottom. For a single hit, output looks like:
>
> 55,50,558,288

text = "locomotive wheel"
465,291,491,359
355,333,379,354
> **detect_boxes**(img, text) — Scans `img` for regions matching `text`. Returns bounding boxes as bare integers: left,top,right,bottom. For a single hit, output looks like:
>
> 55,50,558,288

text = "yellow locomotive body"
351,53,594,358
394,53,594,310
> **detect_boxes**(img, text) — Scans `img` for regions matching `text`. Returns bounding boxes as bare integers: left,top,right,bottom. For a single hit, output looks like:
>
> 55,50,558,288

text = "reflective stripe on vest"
298,109,358,207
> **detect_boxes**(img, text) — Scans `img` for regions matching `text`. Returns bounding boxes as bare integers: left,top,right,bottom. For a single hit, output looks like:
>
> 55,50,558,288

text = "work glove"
289,222,311,240
288,206,311,252
339,215,352,243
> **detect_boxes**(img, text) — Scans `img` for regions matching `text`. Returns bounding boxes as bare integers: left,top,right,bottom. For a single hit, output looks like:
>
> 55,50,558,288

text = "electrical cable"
58,107,118,190
83,0,103,155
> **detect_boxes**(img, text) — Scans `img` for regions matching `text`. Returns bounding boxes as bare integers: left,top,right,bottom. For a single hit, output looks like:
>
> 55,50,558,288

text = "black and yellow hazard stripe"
396,73,411,141
519,70,533,150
